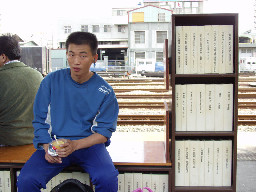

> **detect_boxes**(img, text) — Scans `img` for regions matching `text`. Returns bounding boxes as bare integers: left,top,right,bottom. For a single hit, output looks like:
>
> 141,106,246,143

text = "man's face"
66,43,97,83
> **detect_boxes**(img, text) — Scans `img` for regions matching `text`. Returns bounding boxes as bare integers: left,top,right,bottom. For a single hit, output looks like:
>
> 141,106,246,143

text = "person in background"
17,32,119,192
0,35,43,146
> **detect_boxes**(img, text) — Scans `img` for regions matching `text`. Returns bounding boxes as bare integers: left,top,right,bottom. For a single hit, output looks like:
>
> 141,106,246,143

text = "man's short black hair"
65,32,98,55
0,35,21,60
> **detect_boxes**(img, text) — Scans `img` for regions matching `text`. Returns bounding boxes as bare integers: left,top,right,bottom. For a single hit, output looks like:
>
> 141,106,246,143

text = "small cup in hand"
48,139,65,156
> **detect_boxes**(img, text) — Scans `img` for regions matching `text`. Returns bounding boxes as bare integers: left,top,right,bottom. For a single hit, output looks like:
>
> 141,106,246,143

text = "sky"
203,0,254,33
0,0,254,42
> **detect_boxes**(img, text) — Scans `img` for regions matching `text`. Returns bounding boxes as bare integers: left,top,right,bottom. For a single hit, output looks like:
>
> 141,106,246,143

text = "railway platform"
237,131,256,192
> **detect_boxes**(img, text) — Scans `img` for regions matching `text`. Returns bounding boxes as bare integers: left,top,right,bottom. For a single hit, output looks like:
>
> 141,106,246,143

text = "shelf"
174,74,237,78
173,13,237,26
171,13,238,192
175,186,234,191
174,76,236,84
174,132,235,137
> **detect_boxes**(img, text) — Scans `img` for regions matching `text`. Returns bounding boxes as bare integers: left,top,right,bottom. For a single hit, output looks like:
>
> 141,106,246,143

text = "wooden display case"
171,13,238,191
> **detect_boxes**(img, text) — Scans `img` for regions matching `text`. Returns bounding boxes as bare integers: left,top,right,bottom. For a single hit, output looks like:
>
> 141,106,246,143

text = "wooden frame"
0,140,172,192
171,13,238,192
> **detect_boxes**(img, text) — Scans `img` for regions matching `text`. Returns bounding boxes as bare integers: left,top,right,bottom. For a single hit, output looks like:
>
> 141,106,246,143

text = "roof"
19,41,38,46
128,4,173,13
143,0,203,2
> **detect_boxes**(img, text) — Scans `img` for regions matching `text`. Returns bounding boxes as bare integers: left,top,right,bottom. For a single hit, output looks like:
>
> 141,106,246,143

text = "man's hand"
55,133,107,157
43,143,62,164
56,139,77,158
43,133,107,160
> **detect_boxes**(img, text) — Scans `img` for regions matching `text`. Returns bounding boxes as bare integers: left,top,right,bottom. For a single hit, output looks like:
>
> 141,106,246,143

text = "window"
176,2,183,8
118,25,126,33
135,52,145,59
168,2,175,8
241,49,246,53
156,31,167,43
192,2,199,7
59,42,66,49
160,2,167,6
98,41,120,45
117,10,122,16
135,31,145,44
184,2,191,8
104,25,111,32
81,25,88,32
117,10,125,16
185,8,192,14
118,25,122,32
64,26,71,34
92,25,99,32
192,8,198,14
158,13,165,22
156,52,164,62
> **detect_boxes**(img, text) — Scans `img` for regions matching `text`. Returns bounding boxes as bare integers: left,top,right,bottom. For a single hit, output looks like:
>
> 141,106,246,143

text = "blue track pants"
17,143,118,192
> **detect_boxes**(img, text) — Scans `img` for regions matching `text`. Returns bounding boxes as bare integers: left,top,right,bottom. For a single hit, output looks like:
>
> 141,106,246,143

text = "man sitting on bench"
17,32,119,192
0,35,43,146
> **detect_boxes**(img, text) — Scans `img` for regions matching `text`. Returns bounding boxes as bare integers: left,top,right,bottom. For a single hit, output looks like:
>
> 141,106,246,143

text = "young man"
17,32,119,192
0,35,43,146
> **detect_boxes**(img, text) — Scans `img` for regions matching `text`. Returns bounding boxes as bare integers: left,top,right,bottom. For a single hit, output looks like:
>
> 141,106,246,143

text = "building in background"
3,0,256,74
20,46,51,75
20,41,38,47
52,1,205,73
238,0,256,73
143,0,204,14
127,5,172,72
52,6,135,72
239,43,256,72
50,49,67,72
26,0,206,73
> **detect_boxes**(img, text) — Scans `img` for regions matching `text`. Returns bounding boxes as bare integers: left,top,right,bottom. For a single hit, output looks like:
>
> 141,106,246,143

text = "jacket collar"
0,62,27,71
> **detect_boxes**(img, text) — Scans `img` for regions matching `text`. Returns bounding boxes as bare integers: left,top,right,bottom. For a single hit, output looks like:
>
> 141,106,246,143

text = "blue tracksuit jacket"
32,69,119,149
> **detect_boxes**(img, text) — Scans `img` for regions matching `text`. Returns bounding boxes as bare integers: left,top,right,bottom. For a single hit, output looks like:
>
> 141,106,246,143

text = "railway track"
118,101,256,109
106,78,164,84
114,87,256,92
118,102,167,109
238,114,256,125
114,88,168,92
116,94,171,99
238,101,256,109
239,87,256,92
109,83,165,86
109,75,256,126
116,93,254,99
238,93,256,98
117,114,256,126
238,77,256,82
117,114,166,126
